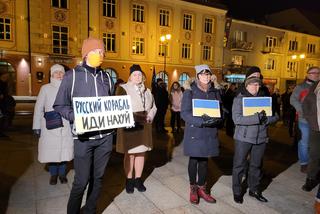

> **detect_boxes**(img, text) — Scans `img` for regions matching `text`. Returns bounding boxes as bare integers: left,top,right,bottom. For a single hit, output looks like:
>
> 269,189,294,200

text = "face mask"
87,52,103,67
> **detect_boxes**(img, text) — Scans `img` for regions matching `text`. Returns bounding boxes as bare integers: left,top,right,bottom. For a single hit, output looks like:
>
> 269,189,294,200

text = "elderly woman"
181,64,223,204
32,64,73,185
116,64,157,193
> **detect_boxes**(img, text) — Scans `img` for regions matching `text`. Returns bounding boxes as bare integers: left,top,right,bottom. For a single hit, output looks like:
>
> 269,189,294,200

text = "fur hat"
130,64,142,74
195,64,212,75
245,76,261,87
50,64,65,76
246,66,261,78
81,37,105,59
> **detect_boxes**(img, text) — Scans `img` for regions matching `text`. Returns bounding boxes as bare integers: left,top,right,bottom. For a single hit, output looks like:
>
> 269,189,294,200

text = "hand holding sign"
258,110,268,125
201,114,223,127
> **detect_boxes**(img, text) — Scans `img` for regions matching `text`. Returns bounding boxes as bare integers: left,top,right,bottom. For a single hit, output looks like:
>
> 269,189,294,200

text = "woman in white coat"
32,64,73,185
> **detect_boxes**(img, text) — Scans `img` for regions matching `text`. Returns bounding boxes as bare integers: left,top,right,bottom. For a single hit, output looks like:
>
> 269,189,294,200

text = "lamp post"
160,34,171,78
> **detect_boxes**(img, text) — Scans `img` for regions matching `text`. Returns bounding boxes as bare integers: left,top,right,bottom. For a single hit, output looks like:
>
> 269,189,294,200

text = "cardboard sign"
242,97,272,116
192,99,221,118
72,95,134,133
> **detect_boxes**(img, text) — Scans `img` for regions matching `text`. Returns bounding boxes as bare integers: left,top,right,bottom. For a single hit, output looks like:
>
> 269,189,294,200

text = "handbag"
124,111,147,132
44,111,63,130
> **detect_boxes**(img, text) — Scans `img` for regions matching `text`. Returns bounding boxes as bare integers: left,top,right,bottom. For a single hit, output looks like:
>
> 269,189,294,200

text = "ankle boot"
125,178,134,194
134,177,146,192
197,184,216,203
189,185,199,204
49,175,58,185
302,178,318,192
59,175,68,184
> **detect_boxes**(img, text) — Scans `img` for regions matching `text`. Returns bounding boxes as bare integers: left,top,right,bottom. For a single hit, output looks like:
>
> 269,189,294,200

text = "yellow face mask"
87,52,103,67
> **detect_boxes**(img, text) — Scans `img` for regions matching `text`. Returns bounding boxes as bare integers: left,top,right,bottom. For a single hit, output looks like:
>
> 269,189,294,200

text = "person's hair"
307,66,320,73
128,71,146,84
170,81,181,92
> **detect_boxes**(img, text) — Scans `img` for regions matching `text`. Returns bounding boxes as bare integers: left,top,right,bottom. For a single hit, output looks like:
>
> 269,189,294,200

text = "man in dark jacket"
53,37,114,214
153,78,169,133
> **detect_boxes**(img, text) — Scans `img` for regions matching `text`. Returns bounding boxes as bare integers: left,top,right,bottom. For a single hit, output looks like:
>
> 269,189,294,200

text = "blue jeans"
298,121,310,165
48,162,67,176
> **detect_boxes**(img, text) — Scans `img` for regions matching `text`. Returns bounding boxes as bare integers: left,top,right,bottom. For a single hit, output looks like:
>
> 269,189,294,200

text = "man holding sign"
53,37,114,214
232,76,278,204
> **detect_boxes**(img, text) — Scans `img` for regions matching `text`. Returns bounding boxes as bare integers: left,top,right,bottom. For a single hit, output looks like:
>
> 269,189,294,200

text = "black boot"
302,178,319,192
126,178,134,194
134,177,146,192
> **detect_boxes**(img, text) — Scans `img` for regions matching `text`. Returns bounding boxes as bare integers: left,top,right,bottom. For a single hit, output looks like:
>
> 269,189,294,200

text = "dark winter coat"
181,79,221,157
302,81,320,131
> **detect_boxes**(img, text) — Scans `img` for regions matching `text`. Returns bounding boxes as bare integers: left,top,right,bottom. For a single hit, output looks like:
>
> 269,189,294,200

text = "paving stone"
37,195,69,214
101,202,122,214
9,178,35,204
151,167,175,181
35,174,71,200
163,204,204,214
5,201,36,214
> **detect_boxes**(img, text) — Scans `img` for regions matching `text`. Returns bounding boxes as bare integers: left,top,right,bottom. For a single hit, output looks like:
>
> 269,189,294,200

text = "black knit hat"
130,64,142,74
245,76,262,87
246,66,261,78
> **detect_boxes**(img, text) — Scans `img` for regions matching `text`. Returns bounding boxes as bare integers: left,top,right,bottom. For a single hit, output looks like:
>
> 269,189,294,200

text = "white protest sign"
72,95,134,133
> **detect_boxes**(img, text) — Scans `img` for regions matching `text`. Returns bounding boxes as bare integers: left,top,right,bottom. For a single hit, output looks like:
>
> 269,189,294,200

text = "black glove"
33,129,41,138
202,114,222,127
257,110,268,125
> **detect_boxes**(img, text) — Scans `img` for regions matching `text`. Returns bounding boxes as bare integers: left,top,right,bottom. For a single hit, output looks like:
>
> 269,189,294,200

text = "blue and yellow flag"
192,99,221,118
242,97,272,116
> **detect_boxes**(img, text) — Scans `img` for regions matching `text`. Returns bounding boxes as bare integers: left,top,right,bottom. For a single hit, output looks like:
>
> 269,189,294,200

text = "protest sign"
242,97,272,116
192,99,221,118
72,95,134,133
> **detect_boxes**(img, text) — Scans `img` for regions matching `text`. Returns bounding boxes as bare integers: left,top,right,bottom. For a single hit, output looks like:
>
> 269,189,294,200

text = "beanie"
130,64,142,74
246,66,261,78
195,64,212,75
50,64,65,76
81,37,105,59
245,76,261,87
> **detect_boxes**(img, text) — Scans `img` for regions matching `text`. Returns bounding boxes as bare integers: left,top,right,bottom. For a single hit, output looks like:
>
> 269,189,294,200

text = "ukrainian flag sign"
192,99,221,118
242,97,272,116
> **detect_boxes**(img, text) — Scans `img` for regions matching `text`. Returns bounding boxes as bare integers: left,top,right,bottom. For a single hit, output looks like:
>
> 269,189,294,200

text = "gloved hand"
257,110,268,125
33,129,41,138
201,114,222,127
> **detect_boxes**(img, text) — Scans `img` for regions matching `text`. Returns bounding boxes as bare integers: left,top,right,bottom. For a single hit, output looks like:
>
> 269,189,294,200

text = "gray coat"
181,80,221,157
232,93,278,144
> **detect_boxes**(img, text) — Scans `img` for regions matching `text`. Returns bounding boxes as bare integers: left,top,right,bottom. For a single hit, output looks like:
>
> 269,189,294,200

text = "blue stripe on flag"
193,100,219,109
243,98,271,107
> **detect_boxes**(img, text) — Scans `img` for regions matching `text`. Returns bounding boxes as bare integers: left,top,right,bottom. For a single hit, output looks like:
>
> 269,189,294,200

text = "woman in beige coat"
32,64,73,185
116,64,157,193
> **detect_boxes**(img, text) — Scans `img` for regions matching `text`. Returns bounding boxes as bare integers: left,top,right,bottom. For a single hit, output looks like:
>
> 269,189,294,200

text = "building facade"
0,0,226,96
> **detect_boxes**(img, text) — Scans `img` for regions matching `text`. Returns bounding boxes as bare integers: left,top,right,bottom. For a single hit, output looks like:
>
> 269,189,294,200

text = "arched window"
156,71,168,86
104,68,118,83
179,72,189,86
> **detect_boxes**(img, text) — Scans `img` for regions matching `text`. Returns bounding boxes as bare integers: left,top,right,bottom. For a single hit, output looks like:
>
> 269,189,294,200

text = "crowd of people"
28,36,320,213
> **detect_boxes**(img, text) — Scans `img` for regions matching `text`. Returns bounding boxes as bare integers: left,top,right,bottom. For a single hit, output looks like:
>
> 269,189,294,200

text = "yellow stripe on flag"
243,106,272,116
193,108,221,117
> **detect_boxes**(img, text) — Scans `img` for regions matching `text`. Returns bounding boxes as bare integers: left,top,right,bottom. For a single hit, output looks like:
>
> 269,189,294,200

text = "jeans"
170,110,181,130
48,162,67,176
188,157,208,186
297,121,310,165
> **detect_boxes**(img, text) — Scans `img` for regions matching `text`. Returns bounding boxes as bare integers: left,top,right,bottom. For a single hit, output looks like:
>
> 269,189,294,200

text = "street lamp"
160,34,171,76
291,53,305,80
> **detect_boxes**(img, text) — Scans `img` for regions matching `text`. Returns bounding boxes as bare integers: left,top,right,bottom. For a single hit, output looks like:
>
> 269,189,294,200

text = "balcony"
261,46,283,54
230,40,254,52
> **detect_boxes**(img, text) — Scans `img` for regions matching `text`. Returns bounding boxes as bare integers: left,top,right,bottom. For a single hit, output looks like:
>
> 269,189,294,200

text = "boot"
315,200,320,214
197,184,216,203
59,175,68,184
189,185,199,204
134,177,146,192
126,178,134,194
49,175,58,185
302,178,318,192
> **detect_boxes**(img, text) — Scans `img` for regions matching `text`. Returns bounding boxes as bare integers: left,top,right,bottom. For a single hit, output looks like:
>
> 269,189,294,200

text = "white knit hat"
50,64,65,76
195,64,211,75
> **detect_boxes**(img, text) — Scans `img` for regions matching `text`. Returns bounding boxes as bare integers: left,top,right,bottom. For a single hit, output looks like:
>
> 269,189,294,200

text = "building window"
132,37,144,55
232,55,243,66
158,43,168,56
179,72,189,86
204,18,213,34
103,33,116,52
156,71,168,86
132,4,144,22
266,36,277,47
52,25,68,54
306,63,314,70
159,9,170,27
289,40,298,51
265,58,276,70
103,0,116,17
0,18,11,40
307,43,316,54
287,61,298,71
105,68,117,83
183,13,193,30
182,43,191,59
202,46,212,61
51,0,68,9
233,31,246,42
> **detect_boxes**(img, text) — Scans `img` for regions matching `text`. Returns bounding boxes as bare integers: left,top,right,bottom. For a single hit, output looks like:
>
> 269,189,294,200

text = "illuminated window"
156,71,168,86
266,36,277,47
287,61,298,71
265,58,276,70
183,14,193,30
105,68,117,83
158,43,169,56
289,40,298,51
103,0,116,17
203,46,213,61
232,55,243,66
52,25,68,54
133,4,144,22
204,18,213,34
159,9,170,26
179,73,189,86
306,63,314,70
132,37,144,55
0,18,11,40
182,43,191,59
233,31,246,42
307,43,316,54
103,33,116,52
51,0,68,9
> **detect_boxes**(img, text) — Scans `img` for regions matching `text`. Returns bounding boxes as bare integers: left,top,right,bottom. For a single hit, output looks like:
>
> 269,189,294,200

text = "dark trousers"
225,115,235,137
67,135,113,214
155,109,167,130
188,157,208,186
232,140,266,196
170,110,181,130
307,131,320,180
